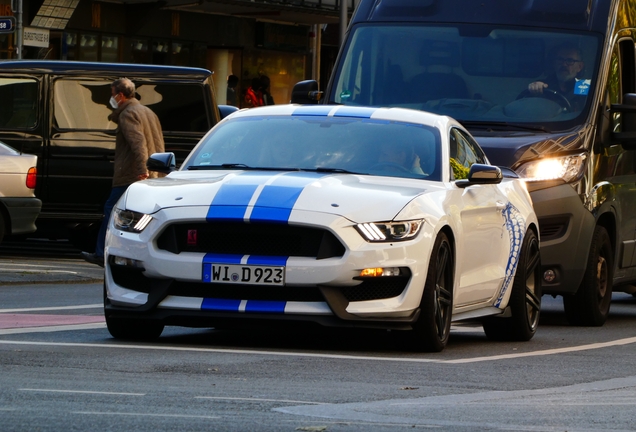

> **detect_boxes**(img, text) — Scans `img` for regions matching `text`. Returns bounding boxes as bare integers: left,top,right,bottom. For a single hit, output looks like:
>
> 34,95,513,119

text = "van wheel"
563,226,613,326
410,232,453,352
483,230,541,341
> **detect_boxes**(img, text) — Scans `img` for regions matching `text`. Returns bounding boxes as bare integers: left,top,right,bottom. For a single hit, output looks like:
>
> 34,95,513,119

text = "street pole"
11,0,22,59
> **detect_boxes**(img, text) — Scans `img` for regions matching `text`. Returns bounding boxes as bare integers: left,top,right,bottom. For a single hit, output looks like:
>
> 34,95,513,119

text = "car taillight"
26,167,37,189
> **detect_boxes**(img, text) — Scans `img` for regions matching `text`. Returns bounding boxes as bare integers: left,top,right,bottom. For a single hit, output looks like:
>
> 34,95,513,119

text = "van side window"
449,127,487,180
0,78,38,129
53,79,210,133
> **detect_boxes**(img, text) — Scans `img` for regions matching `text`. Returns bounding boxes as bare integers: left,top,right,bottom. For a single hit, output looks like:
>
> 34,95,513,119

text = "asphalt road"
1,255,636,431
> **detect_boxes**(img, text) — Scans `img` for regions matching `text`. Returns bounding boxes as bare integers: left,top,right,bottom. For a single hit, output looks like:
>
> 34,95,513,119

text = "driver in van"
527,43,588,111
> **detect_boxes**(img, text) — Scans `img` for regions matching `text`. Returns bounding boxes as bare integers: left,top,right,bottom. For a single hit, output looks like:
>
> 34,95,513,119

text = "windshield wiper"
311,167,364,174
460,121,551,133
187,164,300,171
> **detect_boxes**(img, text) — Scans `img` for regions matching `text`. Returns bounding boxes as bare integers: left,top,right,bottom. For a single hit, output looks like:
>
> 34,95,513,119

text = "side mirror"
147,152,176,174
218,104,239,119
611,93,636,149
290,80,322,104
456,164,503,188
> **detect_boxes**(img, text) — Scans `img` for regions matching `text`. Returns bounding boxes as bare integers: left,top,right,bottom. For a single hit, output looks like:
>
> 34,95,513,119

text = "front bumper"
104,207,434,330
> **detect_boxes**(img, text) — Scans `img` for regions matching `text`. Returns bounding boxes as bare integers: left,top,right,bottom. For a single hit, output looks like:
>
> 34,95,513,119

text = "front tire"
410,232,454,352
563,225,613,326
483,229,541,341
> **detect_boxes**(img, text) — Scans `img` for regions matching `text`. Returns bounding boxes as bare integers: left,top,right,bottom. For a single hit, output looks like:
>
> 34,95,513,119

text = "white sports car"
104,105,541,352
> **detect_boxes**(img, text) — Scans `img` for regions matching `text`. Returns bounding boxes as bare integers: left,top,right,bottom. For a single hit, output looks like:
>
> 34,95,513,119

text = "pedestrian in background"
81,78,165,267
226,74,239,106
244,77,264,107
260,75,275,106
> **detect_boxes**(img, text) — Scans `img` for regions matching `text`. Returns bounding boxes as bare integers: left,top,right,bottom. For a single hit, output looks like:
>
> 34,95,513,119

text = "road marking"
195,396,326,405
0,304,102,313
0,323,105,335
1,336,636,364
0,268,80,274
20,388,144,396
71,411,220,419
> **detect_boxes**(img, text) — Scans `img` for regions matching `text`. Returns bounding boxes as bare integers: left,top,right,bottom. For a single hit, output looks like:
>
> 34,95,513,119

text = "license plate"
206,264,285,286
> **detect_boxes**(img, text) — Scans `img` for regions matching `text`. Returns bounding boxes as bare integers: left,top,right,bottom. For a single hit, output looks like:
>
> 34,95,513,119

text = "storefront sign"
23,27,50,47
0,16,14,33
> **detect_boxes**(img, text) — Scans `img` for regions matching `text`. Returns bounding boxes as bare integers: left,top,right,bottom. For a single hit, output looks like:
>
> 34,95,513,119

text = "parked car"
0,142,41,244
103,105,540,352
0,60,233,251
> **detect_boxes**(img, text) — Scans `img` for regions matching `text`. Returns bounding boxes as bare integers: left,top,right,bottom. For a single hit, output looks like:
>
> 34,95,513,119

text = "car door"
450,128,510,307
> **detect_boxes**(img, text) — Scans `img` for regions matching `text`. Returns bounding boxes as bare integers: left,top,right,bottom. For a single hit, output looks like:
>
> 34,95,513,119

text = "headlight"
356,220,423,242
515,153,586,183
113,208,153,232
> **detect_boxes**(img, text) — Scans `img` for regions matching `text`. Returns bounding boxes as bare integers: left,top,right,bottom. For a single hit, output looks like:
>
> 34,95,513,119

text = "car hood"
123,170,441,223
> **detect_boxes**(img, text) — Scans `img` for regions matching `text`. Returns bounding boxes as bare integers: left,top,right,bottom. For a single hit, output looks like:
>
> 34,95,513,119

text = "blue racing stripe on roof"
246,255,288,266
201,298,241,311
250,172,325,223
332,106,376,118
245,300,286,313
292,106,333,116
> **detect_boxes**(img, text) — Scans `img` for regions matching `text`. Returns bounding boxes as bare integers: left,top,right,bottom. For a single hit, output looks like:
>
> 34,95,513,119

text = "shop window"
62,32,77,61
0,78,38,129
152,40,170,65
79,33,98,61
170,42,191,66
102,36,119,63
125,38,150,64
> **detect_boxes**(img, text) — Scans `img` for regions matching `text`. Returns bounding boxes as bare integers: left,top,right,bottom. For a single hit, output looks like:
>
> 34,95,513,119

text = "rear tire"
483,229,541,341
410,232,453,352
563,226,613,326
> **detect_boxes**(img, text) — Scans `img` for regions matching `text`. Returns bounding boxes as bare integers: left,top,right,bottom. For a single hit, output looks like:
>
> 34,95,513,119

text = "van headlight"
515,153,587,183
113,208,153,232
356,220,423,242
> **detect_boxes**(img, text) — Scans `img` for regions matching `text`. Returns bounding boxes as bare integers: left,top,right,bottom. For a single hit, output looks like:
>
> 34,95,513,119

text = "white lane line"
72,411,220,419
195,396,326,405
1,336,636,364
0,304,103,313
20,388,144,396
0,268,80,274
0,323,105,335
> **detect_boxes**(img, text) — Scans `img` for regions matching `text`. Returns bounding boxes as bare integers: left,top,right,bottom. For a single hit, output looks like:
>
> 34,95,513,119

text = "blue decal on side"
245,300,286,313
495,203,526,308
246,255,288,266
332,106,376,118
292,106,333,116
202,298,241,311
202,253,243,282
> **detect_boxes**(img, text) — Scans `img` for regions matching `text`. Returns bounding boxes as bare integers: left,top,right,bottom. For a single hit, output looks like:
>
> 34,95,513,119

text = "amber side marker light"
359,267,401,277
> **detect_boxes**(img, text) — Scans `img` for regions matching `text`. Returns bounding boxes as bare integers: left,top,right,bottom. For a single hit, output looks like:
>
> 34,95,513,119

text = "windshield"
331,24,600,131
184,115,441,181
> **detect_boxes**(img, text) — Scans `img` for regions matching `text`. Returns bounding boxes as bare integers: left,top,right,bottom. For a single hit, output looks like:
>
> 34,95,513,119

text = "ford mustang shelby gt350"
104,105,541,352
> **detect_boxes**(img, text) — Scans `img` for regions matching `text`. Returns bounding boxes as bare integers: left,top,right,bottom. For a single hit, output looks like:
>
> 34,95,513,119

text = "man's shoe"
80,251,104,268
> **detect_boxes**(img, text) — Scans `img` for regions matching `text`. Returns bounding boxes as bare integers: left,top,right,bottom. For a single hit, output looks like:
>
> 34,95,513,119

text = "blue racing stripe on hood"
250,172,326,223
206,172,272,222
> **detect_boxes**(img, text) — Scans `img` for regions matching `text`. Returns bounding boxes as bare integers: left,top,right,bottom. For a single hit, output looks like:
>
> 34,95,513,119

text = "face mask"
109,96,119,109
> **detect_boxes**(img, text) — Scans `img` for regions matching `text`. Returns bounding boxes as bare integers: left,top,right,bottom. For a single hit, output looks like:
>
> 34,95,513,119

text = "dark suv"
0,60,225,249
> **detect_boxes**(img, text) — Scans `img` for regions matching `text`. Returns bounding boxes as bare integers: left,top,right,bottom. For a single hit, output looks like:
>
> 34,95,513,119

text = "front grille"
157,222,345,259
341,277,409,302
539,216,570,241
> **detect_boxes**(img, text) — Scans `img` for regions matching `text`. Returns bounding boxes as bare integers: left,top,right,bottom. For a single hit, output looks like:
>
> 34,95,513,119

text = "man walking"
81,78,164,267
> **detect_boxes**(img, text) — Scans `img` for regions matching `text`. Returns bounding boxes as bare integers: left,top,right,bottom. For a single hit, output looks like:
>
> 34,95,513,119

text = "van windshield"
331,24,600,131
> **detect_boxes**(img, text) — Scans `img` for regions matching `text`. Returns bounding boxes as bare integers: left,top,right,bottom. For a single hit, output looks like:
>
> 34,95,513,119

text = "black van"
0,60,225,250
292,0,636,326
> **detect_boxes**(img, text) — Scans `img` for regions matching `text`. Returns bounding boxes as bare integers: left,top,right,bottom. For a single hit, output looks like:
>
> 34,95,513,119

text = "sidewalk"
0,257,104,285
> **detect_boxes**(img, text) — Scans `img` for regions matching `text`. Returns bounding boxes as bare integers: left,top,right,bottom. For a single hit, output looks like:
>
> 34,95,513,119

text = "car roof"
229,104,457,130
0,60,211,78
